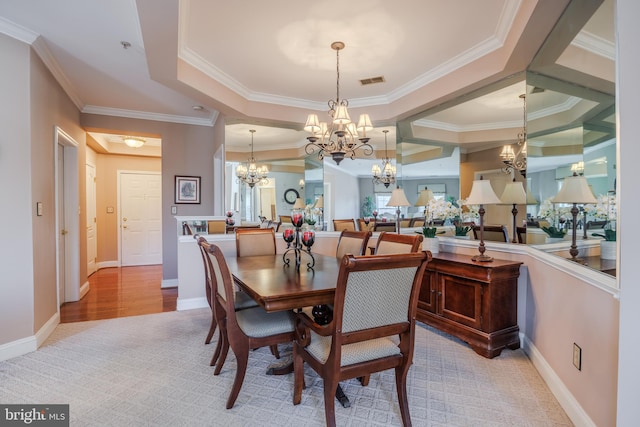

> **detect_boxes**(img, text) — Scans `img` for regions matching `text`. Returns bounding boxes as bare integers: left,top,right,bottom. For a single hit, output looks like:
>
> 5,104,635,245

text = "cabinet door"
440,273,483,329
417,269,437,313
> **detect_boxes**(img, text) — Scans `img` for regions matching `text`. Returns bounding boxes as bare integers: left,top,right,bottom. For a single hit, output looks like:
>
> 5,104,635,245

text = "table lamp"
415,188,435,224
466,178,502,262
315,195,324,230
499,179,527,243
386,187,411,233
552,172,597,263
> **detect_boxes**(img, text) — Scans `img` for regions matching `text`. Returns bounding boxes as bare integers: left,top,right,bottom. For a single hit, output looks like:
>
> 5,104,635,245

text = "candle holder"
282,225,315,269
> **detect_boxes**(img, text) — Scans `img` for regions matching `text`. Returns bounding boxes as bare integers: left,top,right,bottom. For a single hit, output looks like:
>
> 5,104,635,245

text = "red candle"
292,213,303,227
283,228,294,241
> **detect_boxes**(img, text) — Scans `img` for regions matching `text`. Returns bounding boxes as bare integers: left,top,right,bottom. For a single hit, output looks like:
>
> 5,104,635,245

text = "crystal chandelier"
371,130,396,188
501,94,527,177
304,41,374,165
236,129,269,188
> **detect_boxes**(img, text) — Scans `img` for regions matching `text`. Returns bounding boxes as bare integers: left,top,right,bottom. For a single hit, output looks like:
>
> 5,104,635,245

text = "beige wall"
95,154,161,263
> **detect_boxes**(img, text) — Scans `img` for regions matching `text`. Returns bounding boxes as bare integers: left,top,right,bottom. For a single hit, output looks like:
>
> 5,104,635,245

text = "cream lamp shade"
499,181,527,205
314,195,324,209
552,174,597,204
387,188,411,207
466,180,502,205
415,189,435,207
292,198,306,209
526,190,538,205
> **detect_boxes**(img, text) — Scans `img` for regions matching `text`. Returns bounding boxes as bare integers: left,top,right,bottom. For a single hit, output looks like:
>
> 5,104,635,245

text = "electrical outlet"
573,343,582,370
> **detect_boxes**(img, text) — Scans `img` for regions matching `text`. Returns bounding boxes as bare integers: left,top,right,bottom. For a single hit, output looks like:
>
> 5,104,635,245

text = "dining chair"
182,222,194,235
516,226,527,243
205,243,296,409
356,218,375,232
373,221,396,232
374,232,423,255
333,219,357,232
279,215,293,224
409,217,425,227
235,228,277,257
399,218,412,228
472,225,509,242
292,252,430,427
207,219,227,234
196,237,258,365
335,230,372,259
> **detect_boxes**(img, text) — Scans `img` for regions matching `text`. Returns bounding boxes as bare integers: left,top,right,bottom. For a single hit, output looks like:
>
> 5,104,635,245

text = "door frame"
54,126,80,304
117,170,162,266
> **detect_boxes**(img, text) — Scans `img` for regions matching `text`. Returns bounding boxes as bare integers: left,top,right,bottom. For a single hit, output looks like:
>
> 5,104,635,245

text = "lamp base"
472,254,494,262
569,256,587,265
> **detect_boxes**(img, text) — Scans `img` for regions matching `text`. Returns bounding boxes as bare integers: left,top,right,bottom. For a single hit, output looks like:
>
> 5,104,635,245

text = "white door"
259,186,275,220
57,144,66,306
120,172,162,266
86,163,97,275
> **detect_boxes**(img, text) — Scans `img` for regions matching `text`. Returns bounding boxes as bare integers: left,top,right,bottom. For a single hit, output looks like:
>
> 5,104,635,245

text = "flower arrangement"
418,226,445,238
453,222,473,237
537,197,570,238
456,198,480,223
303,203,321,226
586,193,617,241
426,198,459,223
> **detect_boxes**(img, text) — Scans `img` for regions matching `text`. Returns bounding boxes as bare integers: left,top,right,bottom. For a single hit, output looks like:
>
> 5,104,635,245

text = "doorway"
118,171,162,266
55,127,80,304
86,163,97,276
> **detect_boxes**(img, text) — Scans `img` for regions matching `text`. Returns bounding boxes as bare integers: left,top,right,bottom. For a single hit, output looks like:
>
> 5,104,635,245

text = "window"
374,193,396,216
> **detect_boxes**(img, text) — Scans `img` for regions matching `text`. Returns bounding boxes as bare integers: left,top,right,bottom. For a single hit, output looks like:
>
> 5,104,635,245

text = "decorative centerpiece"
453,222,473,239
586,193,617,260
537,198,568,242
417,225,444,254
282,212,315,269
225,210,235,226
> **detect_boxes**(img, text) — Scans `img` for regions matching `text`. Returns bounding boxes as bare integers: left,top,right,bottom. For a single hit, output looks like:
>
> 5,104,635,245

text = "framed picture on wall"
175,175,201,204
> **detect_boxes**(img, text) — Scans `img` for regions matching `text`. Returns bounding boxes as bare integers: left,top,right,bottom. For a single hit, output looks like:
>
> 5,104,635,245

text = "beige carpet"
0,309,572,426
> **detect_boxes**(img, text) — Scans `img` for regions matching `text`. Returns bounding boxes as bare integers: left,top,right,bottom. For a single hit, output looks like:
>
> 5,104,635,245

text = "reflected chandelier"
501,94,527,177
236,129,269,188
304,41,374,165
371,130,396,188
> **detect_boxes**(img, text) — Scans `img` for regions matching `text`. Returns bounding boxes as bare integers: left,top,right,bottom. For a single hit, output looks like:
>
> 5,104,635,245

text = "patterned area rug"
0,309,572,426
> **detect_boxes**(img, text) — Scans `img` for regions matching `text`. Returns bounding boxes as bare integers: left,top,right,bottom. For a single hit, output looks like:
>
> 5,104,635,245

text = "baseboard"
176,297,208,311
79,280,90,299
97,260,119,269
0,335,37,362
522,335,596,427
36,311,60,347
162,278,178,289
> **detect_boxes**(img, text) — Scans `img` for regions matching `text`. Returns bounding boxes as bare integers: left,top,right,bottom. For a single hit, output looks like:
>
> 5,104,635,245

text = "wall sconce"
299,179,305,190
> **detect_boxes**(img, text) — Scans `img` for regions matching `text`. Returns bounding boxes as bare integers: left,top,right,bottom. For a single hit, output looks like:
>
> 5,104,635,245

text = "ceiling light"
500,94,527,177
372,130,396,188
236,129,269,188
123,136,145,148
304,41,374,165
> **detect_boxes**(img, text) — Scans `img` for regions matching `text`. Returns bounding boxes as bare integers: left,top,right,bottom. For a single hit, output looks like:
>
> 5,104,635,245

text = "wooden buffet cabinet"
417,252,523,358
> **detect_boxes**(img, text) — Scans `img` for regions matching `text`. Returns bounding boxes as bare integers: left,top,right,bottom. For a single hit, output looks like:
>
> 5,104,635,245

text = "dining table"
225,252,355,407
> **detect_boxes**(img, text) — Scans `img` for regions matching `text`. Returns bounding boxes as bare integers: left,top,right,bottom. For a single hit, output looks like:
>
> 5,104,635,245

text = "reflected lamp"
466,178,502,262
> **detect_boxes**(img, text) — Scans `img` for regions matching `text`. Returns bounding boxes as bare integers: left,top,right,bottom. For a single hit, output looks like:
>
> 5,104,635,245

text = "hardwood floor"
60,265,177,323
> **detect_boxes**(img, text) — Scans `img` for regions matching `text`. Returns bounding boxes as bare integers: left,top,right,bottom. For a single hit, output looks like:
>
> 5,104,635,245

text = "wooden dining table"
226,253,341,314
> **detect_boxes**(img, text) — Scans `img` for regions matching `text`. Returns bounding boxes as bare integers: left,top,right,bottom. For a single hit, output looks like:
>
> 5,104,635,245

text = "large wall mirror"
225,0,615,271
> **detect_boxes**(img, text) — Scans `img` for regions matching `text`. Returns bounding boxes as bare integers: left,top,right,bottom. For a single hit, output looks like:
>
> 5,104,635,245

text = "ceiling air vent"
360,76,385,86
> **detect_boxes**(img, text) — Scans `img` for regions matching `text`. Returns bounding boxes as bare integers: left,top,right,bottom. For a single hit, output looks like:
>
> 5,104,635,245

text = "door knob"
61,229,68,235
123,217,128,222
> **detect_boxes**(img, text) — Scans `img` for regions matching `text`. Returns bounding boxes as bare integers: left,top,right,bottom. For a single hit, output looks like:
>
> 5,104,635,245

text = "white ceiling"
0,0,614,177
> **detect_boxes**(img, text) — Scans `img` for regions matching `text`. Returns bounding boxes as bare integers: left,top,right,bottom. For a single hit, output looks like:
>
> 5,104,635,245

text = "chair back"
586,220,608,231
399,218,412,228
410,217,425,227
516,226,527,243
333,219,356,232
235,228,276,257
182,222,194,235
374,232,423,254
472,225,509,242
279,215,293,224
208,220,227,234
373,222,396,232
204,243,235,318
197,236,213,308
335,230,372,259
331,251,429,351
356,218,375,232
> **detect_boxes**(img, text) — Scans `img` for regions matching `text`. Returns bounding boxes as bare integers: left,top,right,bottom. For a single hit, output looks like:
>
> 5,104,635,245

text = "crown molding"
82,105,217,127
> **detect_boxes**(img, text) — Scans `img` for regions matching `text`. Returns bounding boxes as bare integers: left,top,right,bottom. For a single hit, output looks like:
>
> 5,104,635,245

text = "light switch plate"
171,206,177,215
36,202,43,216
573,343,582,370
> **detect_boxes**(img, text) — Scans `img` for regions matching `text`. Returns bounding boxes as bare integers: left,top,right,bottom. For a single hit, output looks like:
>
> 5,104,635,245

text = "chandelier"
371,130,396,188
304,41,374,165
236,129,269,188
501,94,527,177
